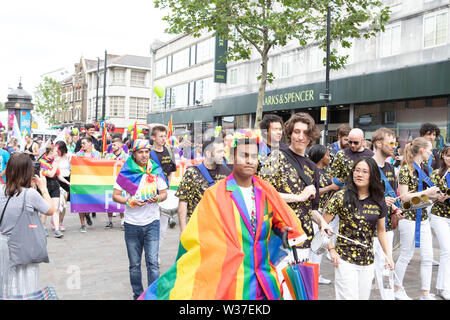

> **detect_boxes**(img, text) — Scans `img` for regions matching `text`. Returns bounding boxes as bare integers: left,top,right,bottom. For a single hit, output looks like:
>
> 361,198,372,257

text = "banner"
169,158,204,190
214,36,228,83
70,157,125,213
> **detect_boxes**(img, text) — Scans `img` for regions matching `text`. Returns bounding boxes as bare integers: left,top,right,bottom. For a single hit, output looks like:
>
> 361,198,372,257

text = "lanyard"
379,167,401,229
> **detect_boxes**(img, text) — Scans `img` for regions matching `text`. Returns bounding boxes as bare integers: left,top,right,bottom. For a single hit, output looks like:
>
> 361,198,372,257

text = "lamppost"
320,5,332,144
95,57,100,122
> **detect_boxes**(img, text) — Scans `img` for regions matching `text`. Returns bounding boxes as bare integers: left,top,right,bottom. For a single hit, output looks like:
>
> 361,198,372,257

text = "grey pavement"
39,207,444,300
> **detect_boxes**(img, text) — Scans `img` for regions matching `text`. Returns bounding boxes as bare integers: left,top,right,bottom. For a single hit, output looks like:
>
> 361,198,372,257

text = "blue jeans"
124,220,160,300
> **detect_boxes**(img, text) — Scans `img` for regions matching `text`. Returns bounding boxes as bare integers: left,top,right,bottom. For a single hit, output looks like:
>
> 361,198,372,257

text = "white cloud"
0,0,172,103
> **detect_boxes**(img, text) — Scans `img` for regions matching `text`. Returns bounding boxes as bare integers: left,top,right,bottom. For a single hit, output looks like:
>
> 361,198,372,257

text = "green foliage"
34,77,63,125
154,0,391,123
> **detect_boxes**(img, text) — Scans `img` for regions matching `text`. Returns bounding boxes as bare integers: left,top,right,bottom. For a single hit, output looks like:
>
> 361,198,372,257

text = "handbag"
7,189,49,267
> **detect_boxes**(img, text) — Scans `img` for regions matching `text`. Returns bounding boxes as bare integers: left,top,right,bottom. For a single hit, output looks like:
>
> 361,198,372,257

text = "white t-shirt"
114,175,167,226
239,186,256,225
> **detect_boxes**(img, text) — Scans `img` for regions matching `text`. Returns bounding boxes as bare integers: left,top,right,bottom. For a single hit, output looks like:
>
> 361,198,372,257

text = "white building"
148,0,450,146
86,54,152,130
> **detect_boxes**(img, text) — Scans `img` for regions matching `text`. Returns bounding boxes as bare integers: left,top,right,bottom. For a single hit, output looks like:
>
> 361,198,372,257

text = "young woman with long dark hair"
322,157,394,300
0,153,55,296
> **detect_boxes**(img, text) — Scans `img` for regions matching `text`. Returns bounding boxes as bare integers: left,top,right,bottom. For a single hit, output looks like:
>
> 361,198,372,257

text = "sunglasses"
383,142,399,148
348,140,360,145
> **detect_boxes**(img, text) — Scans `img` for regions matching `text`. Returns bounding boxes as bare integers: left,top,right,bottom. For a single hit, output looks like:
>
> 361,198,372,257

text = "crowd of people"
0,114,449,301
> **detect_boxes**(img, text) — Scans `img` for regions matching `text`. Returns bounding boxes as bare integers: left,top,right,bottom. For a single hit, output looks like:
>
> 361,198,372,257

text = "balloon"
72,128,79,135
127,124,133,132
153,84,165,98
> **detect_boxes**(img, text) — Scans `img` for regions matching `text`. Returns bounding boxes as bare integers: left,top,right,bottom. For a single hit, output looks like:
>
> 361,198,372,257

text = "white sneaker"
420,293,436,300
438,290,450,300
318,275,331,285
395,288,412,300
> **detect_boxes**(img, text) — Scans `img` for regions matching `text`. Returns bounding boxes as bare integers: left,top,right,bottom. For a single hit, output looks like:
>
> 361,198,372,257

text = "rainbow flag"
167,115,173,140
101,121,107,154
70,157,125,213
139,175,306,300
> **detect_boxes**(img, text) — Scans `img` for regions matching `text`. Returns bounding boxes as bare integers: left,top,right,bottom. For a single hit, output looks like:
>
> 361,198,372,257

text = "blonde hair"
401,137,431,176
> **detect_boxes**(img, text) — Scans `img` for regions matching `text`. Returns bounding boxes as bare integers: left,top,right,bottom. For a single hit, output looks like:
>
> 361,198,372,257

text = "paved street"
39,206,443,300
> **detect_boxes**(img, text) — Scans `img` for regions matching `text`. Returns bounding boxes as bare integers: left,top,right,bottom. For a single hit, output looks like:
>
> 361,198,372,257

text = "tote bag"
7,189,49,267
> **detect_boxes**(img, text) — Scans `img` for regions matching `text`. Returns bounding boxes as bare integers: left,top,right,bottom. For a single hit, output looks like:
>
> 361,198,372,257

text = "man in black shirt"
419,122,441,172
74,123,101,153
176,136,232,233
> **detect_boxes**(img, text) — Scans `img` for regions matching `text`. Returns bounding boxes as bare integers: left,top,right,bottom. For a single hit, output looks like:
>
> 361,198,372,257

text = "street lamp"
320,5,332,145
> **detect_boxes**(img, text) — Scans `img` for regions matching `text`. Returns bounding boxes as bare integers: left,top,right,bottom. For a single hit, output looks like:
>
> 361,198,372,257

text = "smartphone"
34,161,41,176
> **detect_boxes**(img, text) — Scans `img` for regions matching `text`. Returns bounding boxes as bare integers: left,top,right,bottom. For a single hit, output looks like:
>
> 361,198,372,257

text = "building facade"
86,54,152,132
148,0,450,148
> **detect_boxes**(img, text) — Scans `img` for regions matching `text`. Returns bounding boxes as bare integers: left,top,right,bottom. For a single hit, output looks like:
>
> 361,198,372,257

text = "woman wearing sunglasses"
322,157,394,300
430,144,450,300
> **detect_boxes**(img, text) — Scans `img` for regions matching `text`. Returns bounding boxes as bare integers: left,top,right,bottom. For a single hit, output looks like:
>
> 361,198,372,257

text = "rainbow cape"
115,156,165,196
70,157,125,213
139,175,306,300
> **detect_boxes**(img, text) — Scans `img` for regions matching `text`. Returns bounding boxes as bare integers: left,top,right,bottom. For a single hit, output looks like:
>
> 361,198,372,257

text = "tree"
34,77,64,125
154,0,390,127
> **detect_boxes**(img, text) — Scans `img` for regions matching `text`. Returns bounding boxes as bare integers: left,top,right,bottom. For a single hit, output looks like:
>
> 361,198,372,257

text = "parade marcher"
260,112,332,262
257,114,287,169
23,134,39,161
150,125,177,248
176,136,231,233
420,122,441,172
323,157,394,300
0,153,55,296
39,145,70,238
106,134,129,155
0,145,10,184
66,134,76,155
394,137,441,300
112,139,168,300
371,127,405,300
6,138,19,154
105,137,129,229
327,124,351,165
74,123,101,153
308,144,340,285
55,141,71,232
430,144,450,300
138,131,307,300
75,136,101,232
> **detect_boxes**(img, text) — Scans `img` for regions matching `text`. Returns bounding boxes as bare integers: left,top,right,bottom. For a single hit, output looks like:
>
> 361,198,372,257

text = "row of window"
227,9,448,84
89,69,148,88
56,106,82,123
61,88,83,103
154,37,215,78
88,97,150,120
152,77,213,111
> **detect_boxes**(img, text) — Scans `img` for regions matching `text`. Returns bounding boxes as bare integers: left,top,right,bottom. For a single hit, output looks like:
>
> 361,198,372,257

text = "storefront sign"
214,37,228,83
263,89,314,106
320,107,327,121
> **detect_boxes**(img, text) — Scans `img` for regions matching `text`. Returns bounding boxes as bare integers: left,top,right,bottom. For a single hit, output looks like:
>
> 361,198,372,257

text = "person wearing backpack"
0,153,55,296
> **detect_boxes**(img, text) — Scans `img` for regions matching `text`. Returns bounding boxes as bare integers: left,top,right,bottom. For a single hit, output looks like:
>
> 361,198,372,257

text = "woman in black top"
323,157,394,300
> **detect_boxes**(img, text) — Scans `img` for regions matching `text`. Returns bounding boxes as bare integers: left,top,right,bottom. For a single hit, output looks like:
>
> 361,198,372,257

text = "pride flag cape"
115,156,165,196
70,157,125,213
139,175,306,300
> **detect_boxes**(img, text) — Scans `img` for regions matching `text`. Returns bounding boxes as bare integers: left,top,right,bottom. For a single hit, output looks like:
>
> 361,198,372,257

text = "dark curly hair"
284,112,320,147
419,123,440,137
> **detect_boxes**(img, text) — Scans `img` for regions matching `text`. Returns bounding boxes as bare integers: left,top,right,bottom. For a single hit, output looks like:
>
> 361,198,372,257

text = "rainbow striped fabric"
70,157,125,213
139,175,306,300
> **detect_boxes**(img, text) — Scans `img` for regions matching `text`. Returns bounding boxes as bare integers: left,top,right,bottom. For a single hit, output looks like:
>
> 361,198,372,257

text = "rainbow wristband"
126,198,136,208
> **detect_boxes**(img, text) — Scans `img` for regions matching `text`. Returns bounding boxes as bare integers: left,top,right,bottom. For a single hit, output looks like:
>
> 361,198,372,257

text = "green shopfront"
147,60,450,149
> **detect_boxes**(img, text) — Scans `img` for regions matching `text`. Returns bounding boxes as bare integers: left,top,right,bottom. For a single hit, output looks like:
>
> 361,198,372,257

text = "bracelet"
156,195,160,203
393,208,400,215
328,247,336,252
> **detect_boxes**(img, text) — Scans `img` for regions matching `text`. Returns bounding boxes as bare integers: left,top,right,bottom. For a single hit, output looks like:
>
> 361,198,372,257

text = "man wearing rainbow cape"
139,131,307,300
112,139,168,300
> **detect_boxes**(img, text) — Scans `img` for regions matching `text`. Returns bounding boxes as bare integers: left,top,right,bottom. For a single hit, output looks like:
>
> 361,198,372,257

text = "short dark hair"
259,114,283,132
336,124,351,138
151,125,167,136
308,144,328,164
55,141,68,156
419,123,440,137
284,112,320,147
85,123,95,130
82,136,93,144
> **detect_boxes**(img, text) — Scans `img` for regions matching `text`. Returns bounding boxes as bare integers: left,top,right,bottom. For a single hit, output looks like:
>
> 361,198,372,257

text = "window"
131,70,146,86
112,69,125,85
196,38,214,64
130,97,149,119
155,58,167,78
75,88,82,101
310,46,325,71
170,83,189,109
229,67,238,85
384,0,402,13
172,48,190,72
424,10,448,48
281,55,290,78
195,78,213,105
380,23,401,57
152,92,166,111
110,96,125,117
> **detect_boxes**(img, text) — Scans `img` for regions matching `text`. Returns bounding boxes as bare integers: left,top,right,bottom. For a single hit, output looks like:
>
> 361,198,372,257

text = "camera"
33,161,41,176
